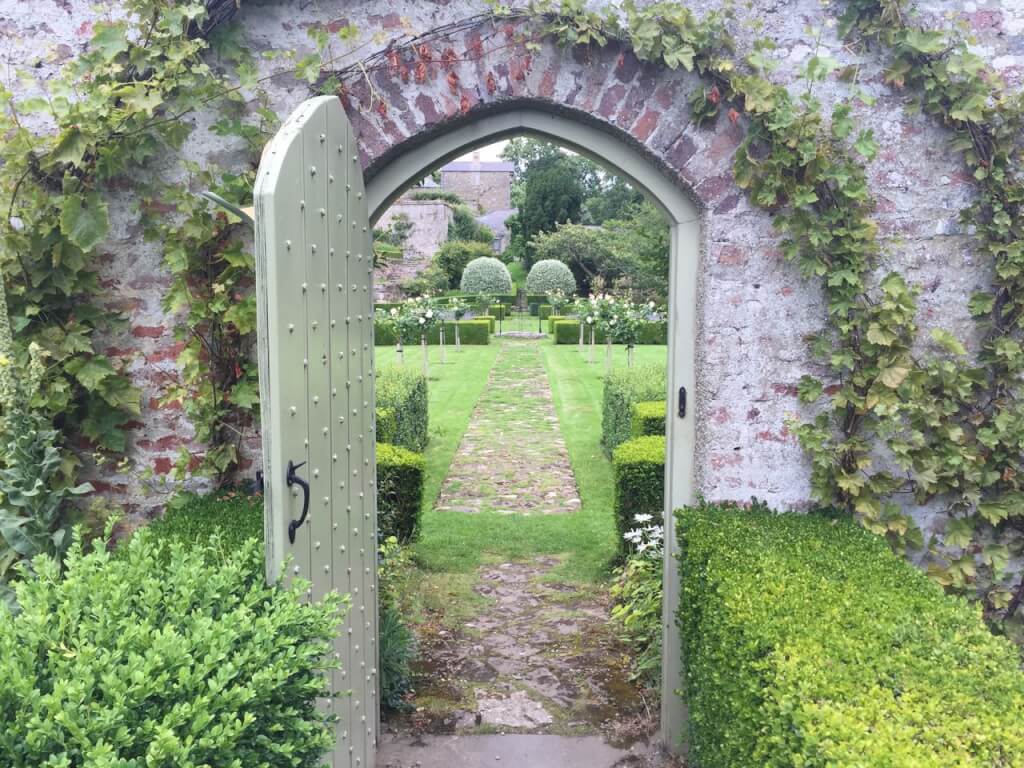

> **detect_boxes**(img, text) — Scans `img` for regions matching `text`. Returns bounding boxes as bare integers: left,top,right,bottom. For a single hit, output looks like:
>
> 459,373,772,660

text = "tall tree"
505,152,584,267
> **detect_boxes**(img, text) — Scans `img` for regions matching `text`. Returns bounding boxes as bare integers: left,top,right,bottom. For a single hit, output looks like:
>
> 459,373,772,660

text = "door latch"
286,460,311,543
678,386,687,418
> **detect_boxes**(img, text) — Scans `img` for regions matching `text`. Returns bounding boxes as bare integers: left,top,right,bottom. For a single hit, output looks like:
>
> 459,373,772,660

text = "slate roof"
441,160,515,173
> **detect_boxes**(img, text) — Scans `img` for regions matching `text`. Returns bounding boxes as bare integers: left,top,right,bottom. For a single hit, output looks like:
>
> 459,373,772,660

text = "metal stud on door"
254,96,378,768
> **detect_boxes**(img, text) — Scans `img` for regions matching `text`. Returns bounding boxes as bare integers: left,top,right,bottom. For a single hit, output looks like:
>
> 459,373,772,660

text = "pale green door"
254,96,378,768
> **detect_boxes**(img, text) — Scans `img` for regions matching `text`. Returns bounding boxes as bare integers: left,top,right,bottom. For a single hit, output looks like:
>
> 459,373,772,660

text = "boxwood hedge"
375,319,490,347
677,501,1024,767
602,363,666,456
553,319,668,345
0,532,340,767
375,443,425,542
612,435,665,551
631,400,666,437
376,365,428,451
547,315,570,333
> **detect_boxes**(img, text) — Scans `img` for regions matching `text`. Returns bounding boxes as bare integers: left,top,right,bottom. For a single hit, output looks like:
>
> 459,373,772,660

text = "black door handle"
678,386,687,418
286,460,310,543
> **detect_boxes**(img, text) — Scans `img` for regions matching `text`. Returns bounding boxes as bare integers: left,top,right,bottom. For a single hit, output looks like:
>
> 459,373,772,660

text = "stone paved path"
434,339,581,516
383,339,678,766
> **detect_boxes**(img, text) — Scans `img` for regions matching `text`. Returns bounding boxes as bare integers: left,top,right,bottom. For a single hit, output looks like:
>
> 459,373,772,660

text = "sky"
455,140,508,162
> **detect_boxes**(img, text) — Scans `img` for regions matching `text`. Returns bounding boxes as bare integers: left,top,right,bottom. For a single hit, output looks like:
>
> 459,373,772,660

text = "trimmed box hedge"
677,501,1024,767
376,365,428,451
486,303,508,321
375,443,425,542
601,363,667,456
548,315,570,334
477,314,495,333
538,304,553,320
631,400,666,437
612,435,665,552
552,319,667,345
375,319,491,347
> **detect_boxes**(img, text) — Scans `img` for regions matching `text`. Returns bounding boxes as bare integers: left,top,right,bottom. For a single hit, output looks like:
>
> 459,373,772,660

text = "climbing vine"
4,0,1021,626
835,0,1024,623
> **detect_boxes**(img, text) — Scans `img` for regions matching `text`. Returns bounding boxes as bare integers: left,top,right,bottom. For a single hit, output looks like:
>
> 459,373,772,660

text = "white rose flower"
418,317,425,325
390,308,398,316
426,310,433,318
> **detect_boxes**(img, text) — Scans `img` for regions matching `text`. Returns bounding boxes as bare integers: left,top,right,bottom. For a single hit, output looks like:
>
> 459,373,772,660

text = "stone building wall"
375,199,454,301
1,0,1021,535
440,167,513,213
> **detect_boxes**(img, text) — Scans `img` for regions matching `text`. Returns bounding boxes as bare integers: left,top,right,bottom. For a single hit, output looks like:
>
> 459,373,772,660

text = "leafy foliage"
678,501,1024,767
504,150,585,266
611,435,665,551
611,545,663,688
0,529,342,767
459,256,513,295
436,241,496,289
525,259,577,295
836,0,1024,626
602,362,666,456
376,443,425,542
376,365,429,452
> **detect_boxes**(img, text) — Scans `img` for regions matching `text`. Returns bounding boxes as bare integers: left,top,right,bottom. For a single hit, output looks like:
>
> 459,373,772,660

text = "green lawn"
399,336,668,584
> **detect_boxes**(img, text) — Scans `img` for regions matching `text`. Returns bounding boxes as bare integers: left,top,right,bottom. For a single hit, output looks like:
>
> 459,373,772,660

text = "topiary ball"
526,259,577,296
460,256,513,295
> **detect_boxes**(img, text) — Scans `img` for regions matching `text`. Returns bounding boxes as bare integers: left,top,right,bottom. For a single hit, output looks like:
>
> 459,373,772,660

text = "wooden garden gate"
254,96,379,768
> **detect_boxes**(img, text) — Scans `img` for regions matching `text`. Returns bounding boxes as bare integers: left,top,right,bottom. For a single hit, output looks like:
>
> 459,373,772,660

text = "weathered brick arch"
328,18,820,514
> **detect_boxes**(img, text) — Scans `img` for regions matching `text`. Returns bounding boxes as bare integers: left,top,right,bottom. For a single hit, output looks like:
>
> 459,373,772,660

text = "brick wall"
2,0,1021,539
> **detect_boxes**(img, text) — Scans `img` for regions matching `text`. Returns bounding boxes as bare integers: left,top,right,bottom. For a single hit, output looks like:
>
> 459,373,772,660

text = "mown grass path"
390,338,670,751
435,340,580,516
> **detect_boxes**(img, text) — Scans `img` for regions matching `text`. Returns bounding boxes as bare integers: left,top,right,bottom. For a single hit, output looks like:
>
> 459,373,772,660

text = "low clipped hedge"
487,303,508,321
538,304,553,320
376,365,428,451
612,435,665,552
552,319,668,345
375,319,491,347
476,314,496,333
0,532,339,767
602,363,667,456
376,443,425,542
631,400,666,437
678,501,1024,767
548,315,570,333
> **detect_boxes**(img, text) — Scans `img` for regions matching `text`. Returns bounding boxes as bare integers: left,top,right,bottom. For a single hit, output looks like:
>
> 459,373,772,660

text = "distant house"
476,208,517,254
440,152,514,214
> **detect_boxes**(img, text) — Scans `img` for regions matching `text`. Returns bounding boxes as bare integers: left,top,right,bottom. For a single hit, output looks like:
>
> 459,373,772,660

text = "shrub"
376,443,425,542
460,256,512,295
526,259,577,295
678,501,1024,767
602,363,666,455
448,204,494,243
612,436,665,549
631,400,666,437
0,531,340,767
436,240,495,288
611,554,662,688
538,304,553,320
375,320,490,347
148,488,262,553
377,537,416,710
548,315,569,333
487,303,508,321
553,319,667,345
376,366,428,451
476,314,496,333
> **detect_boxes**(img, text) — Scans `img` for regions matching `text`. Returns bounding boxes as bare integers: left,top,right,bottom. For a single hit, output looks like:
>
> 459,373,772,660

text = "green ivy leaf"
65,356,115,391
60,192,110,252
929,328,966,356
91,22,130,61
853,129,879,161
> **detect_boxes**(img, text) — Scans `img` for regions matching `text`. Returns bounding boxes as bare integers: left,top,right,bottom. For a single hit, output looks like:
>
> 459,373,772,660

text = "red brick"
132,325,165,339
153,457,174,475
631,108,660,142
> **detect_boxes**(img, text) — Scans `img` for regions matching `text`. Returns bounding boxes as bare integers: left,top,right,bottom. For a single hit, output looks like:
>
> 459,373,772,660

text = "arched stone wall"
3,0,1021,531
